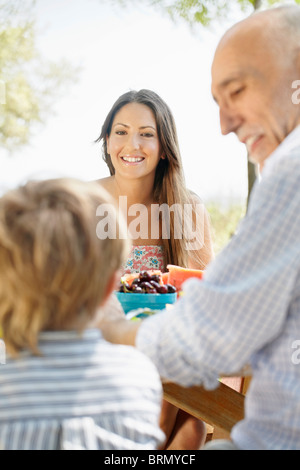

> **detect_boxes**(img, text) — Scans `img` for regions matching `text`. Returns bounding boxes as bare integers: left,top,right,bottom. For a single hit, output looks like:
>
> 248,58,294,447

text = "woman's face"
106,102,163,181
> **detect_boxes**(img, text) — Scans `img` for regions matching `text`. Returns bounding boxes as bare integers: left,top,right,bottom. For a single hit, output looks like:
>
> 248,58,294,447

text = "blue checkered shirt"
136,126,300,450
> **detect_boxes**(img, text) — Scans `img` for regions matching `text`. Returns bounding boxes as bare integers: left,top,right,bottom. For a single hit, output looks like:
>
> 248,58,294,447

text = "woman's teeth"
122,157,144,162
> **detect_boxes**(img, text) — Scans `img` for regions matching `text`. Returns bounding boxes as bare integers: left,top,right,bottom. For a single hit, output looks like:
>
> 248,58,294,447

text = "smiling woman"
95,88,214,270
95,88,214,450
0,0,248,205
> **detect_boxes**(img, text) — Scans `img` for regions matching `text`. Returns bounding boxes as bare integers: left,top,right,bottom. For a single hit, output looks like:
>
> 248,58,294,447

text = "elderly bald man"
100,5,300,450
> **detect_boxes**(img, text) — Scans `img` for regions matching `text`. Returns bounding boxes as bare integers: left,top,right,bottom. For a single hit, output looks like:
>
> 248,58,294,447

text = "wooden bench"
163,380,245,434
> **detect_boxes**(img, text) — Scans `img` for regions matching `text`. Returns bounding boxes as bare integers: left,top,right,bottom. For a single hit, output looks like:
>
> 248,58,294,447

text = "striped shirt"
137,126,300,450
0,329,164,450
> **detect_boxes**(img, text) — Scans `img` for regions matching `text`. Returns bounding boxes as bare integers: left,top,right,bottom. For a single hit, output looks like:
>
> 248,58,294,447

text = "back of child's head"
0,178,129,356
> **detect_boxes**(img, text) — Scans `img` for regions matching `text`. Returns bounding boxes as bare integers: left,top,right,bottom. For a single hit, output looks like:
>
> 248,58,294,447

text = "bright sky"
0,0,249,203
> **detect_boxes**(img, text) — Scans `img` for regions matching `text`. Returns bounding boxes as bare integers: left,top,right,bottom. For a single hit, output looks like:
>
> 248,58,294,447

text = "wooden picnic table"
163,380,245,433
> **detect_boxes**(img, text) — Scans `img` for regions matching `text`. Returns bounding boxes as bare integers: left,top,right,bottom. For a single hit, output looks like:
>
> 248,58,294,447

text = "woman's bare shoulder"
187,189,211,222
95,176,114,192
187,189,204,205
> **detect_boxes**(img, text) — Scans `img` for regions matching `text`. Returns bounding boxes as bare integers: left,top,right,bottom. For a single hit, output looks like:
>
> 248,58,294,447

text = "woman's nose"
126,133,141,150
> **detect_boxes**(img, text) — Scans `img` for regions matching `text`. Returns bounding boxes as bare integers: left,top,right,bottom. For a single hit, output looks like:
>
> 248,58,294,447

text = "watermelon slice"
166,264,204,292
121,272,140,286
161,272,169,285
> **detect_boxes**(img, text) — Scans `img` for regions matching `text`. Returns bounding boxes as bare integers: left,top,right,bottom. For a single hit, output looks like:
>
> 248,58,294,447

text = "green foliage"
0,0,78,153
112,0,300,26
207,201,246,254
0,19,39,148
162,0,226,26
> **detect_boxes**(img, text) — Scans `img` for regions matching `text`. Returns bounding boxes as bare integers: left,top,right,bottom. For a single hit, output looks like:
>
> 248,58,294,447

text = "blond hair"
0,178,129,356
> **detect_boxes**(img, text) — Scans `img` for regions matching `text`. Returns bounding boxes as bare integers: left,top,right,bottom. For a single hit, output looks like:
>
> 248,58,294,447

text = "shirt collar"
261,125,300,179
39,329,102,342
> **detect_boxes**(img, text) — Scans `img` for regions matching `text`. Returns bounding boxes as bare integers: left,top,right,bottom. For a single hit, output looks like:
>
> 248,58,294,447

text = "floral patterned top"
123,245,165,274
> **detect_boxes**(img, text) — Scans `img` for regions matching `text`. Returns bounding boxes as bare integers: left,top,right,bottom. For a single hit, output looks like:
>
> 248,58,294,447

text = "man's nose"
219,107,242,136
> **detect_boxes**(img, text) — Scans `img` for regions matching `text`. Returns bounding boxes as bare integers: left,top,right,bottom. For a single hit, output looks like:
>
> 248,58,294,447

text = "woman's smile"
121,155,145,164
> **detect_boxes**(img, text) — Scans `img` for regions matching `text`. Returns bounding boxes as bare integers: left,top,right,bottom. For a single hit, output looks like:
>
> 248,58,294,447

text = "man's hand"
95,293,126,326
95,293,140,346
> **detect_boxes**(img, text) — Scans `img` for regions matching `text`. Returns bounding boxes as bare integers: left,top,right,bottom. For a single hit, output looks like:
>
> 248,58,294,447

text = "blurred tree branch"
0,0,79,153
108,0,300,27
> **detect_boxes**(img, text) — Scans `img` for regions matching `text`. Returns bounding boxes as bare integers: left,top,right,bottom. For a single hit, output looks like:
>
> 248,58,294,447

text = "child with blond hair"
0,178,164,450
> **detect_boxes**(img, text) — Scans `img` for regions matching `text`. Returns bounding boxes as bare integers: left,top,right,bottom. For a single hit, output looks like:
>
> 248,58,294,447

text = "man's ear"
100,271,119,307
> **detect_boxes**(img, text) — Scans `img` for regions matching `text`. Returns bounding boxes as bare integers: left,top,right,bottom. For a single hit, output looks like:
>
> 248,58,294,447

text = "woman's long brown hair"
96,89,208,269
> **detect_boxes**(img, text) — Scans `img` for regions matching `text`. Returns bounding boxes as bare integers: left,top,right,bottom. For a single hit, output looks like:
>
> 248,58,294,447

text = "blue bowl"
115,291,177,314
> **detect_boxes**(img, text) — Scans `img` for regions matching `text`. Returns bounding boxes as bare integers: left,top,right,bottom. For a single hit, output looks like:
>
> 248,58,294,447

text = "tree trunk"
247,159,257,207
253,0,262,9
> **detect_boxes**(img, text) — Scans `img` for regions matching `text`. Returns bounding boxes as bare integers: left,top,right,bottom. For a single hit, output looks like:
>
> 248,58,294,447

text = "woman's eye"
141,133,154,138
115,130,126,135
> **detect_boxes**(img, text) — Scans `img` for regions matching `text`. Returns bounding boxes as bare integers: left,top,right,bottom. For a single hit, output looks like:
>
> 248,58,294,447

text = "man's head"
0,178,129,356
211,5,300,168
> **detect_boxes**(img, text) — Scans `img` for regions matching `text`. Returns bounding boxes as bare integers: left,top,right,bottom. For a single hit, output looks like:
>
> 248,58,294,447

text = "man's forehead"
211,25,269,90
212,9,283,72
211,42,247,89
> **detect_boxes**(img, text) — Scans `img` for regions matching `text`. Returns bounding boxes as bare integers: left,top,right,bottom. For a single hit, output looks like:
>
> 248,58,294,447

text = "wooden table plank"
163,381,245,432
